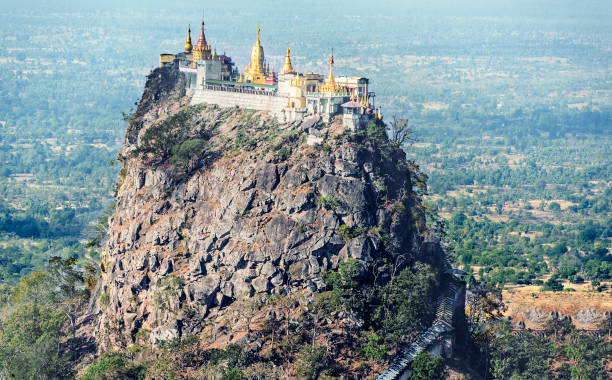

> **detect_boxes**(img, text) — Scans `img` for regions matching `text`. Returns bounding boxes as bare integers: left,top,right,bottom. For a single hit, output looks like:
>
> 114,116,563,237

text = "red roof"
194,20,208,50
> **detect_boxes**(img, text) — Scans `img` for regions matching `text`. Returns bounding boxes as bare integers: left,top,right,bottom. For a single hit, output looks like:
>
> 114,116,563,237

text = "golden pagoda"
280,46,295,74
184,25,193,53
327,50,335,84
192,20,212,66
244,27,268,84
318,50,339,93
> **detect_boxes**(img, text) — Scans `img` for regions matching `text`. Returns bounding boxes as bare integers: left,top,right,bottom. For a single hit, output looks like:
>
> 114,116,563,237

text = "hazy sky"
1,0,611,20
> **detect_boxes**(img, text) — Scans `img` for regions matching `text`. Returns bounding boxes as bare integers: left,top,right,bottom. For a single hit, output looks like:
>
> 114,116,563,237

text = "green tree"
489,330,553,380
0,257,89,378
81,351,144,380
0,303,72,379
411,351,446,380
362,331,387,360
379,262,439,344
542,276,564,292
296,345,326,380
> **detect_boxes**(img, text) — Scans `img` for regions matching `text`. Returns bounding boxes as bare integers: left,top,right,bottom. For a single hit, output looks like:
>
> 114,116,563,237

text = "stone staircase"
377,250,463,380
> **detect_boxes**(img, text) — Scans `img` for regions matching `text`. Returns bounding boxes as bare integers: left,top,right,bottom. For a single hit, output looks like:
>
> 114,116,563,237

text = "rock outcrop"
93,64,450,376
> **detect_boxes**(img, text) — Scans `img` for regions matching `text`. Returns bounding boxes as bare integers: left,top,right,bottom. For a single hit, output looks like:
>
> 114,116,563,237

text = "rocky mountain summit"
93,63,452,377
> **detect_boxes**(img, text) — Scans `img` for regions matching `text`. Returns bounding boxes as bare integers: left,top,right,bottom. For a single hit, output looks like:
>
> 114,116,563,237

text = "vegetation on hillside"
0,3,610,378
0,257,95,379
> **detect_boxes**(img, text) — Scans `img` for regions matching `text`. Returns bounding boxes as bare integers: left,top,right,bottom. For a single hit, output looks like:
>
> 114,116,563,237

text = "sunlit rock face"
95,63,443,352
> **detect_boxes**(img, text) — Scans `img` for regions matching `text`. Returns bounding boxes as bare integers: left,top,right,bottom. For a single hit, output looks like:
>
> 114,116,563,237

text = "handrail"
202,84,279,97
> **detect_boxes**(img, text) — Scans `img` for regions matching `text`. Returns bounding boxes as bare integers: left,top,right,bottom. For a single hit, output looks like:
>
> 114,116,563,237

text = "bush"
208,344,248,368
170,138,208,164
326,258,362,290
367,119,387,140
377,262,439,342
411,351,446,380
317,195,341,210
542,276,564,292
133,105,207,161
337,224,369,241
363,332,387,360
224,367,246,380
100,291,109,305
81,352,144,380
338,224,352,241
296,345,326,380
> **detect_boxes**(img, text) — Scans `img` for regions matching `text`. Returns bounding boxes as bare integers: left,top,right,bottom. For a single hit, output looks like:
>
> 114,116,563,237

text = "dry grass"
503,282,612,329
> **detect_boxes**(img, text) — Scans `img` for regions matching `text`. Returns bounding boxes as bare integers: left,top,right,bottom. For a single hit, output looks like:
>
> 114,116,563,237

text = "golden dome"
280,46,295,74
184,25,193,53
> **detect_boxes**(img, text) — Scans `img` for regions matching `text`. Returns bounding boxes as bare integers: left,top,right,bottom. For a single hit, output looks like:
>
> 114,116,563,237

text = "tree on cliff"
0,257,89,379
0,302,71,379
387,115,415,148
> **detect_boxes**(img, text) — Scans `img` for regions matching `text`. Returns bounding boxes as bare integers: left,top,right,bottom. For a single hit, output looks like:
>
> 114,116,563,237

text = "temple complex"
159,20,382,129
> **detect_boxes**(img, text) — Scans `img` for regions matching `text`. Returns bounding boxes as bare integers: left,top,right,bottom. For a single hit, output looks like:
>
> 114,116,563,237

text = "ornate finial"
184,24,193,53
194,18,208,51
257,27,261,44
326,48,336,87
280,46,295,74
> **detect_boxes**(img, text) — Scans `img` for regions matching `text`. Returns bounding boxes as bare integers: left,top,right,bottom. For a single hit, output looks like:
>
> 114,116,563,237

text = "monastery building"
160,20,383,129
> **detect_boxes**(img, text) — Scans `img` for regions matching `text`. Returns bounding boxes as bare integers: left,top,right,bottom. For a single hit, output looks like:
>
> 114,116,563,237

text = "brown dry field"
503,282,612,328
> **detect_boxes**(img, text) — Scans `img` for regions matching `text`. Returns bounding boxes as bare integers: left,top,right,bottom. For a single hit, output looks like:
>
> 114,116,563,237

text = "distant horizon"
1,0,611,20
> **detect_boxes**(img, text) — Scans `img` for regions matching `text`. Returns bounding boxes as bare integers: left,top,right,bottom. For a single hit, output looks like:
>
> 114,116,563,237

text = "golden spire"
326,49,335,85
184,24,193,53
192,19,212,65
195,20,208,50
280,46,295,74
245,27,266,83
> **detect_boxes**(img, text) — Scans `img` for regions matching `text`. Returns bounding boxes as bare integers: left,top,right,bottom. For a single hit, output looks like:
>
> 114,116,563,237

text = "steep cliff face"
95,64,448,376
